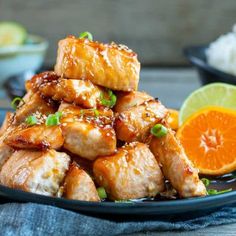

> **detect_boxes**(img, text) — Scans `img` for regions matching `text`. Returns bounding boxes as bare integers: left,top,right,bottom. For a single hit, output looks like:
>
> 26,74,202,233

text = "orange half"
177,106,236,175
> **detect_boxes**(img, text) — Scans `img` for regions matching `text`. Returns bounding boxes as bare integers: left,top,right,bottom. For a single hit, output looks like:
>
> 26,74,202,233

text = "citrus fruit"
0,21,27,47
179,83,236,125
167,109,179,131
177,106,236,175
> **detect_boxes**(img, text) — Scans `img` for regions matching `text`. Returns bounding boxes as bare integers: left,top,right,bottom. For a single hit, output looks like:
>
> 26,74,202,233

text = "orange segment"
177,106,236,175
167,109,179,131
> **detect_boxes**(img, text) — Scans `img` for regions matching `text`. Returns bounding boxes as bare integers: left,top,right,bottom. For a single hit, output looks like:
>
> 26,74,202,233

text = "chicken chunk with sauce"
60,103,116,160
63,163,100,202
115,100,168,142
0,149,70,196
93,142,164,200
55,36,140,91
150,129,207,198
4,124,64,150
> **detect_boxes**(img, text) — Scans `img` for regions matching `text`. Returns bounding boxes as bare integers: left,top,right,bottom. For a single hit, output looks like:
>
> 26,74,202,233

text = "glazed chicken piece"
150,129,207,198
27,72,107,108
114,91,153,113
13,91,56,125
55,36,140,91
93,142,164,200
0,113,14,168
4,124,64,150
0,149,70,196
63,163,100,202
40,79,106,108
59,103,116,160
25,71,59,92
115,100,168,142
0,112,13,136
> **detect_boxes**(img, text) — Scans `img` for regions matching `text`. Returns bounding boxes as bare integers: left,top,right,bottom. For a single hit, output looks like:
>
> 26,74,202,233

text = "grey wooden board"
139,68,201,109
0,0,236,65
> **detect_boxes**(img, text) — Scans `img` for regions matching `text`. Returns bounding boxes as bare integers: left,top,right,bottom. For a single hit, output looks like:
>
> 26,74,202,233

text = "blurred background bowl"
0,34,48,86
184,45,236,85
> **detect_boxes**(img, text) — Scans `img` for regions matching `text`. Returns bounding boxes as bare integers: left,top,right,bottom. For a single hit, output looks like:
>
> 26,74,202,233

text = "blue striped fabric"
0,203,236,235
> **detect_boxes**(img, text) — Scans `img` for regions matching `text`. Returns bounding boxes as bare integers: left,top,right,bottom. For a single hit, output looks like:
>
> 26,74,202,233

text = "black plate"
183,45,236,85
0,107,236,216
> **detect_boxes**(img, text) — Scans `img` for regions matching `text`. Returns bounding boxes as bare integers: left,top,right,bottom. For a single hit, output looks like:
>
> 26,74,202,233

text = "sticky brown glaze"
0,113,14,169
115,100,168,142
149,129,207,198
13,91,56,125
114,91,153,113
55,36,140,91
0,149,70,196
25,71,59,92
4,124,64,150
63,163,100,202
40,78,107,109
0,112,14,136
93,142,164,200
60,103,116,160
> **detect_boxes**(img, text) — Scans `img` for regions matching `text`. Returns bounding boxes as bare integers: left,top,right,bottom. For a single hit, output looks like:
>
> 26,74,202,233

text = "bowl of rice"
184,25,236,85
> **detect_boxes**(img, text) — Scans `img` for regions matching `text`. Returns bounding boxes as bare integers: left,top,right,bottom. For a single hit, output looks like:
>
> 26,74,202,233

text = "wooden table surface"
0,68,236,235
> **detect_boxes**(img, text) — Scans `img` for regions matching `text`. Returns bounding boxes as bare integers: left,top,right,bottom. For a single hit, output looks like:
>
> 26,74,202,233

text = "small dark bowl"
184,45,236,85
3,66,52,100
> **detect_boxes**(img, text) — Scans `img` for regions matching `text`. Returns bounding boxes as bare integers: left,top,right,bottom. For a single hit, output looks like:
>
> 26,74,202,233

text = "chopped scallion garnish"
151,124,168,138
11,97,24,110
79,31,93,41
93,109,99,117
97,187,107,199
45,112,62,126
25,115,38,126
201,178,210,187
207,188,232,195
100,90,117,108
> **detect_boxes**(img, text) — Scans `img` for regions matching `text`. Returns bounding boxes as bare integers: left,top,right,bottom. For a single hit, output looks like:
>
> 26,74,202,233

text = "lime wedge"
0,21,27,47
179,83,236,125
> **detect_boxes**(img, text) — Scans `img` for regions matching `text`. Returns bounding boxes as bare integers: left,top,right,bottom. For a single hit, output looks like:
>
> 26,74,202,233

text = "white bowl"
0,35,48,85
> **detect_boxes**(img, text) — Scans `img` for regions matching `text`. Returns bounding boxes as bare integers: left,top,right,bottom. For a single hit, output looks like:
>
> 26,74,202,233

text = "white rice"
206,25,236,76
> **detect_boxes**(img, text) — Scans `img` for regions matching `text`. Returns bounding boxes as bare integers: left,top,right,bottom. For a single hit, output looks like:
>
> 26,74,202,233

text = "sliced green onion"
93,109,99,117
11,97,24,110
97,187,107,199
201,178,210,187
55,111,62,118
207,188,232,195
151,124,168,138
100,90,117,108
79,31,93,41
25,115,38,126
45,112,62,126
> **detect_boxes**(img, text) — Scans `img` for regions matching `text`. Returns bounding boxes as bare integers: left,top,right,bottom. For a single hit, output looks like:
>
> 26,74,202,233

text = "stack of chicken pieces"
0,36,206,201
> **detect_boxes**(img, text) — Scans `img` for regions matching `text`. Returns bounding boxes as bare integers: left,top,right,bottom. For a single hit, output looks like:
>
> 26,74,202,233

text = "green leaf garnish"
100,90,117,108
25,115,38,126
79,31,93,41
11,97,24,110
97,187,107,199
93,109,99,117
151,124,168,138
45,112,62,126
